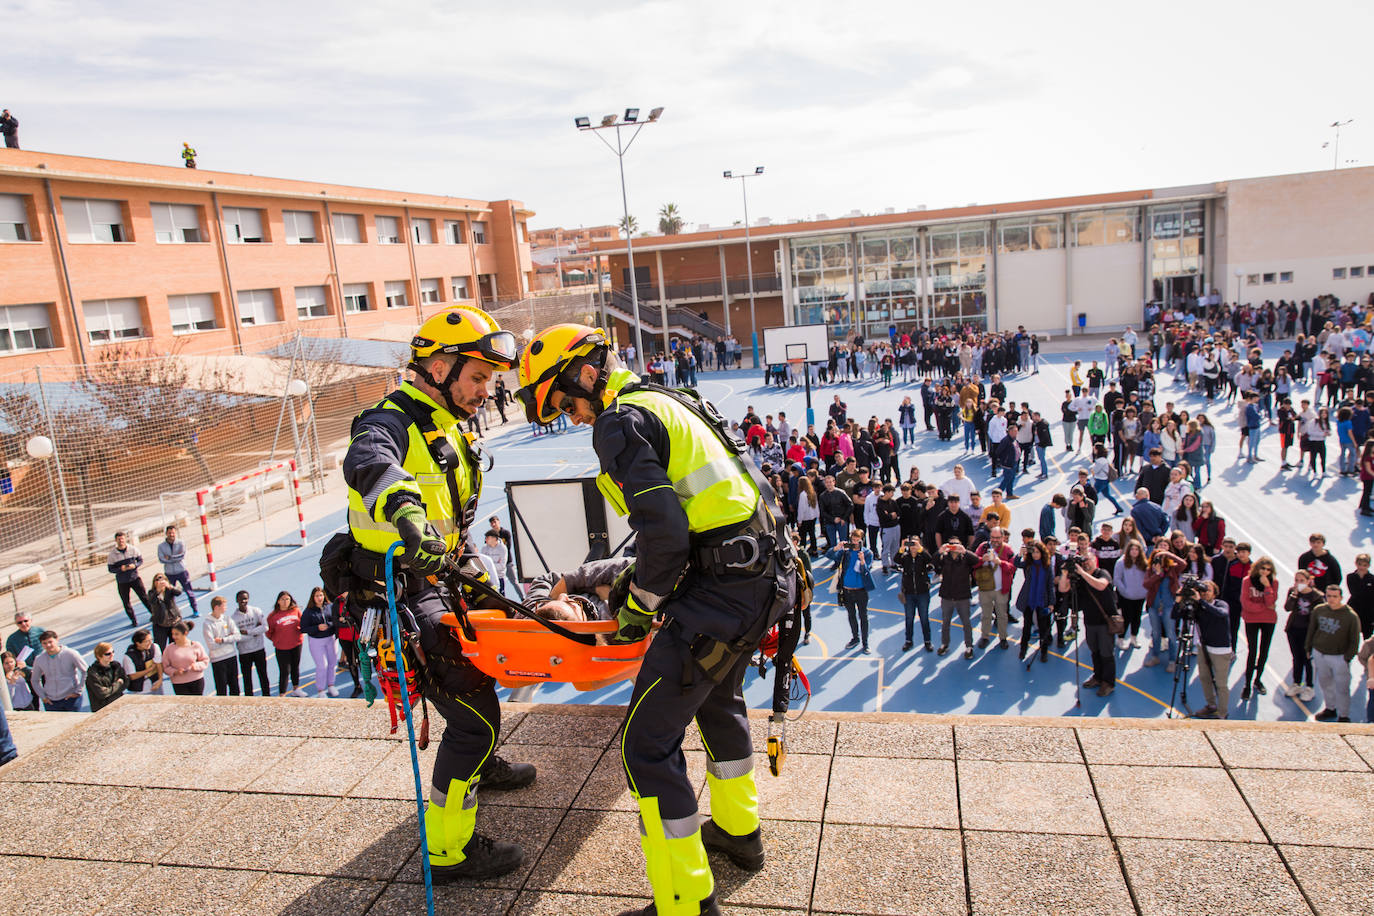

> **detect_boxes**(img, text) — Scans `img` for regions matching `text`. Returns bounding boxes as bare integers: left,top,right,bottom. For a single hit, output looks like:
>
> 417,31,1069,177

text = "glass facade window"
1070,207,1141,247
0,304,54,352
997,215,1061,252
926,224,988,331
1148,202,1204,301
789,234,855,335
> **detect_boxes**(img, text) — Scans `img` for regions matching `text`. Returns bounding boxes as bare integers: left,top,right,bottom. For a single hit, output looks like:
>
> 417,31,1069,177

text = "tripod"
1167,611,1198,718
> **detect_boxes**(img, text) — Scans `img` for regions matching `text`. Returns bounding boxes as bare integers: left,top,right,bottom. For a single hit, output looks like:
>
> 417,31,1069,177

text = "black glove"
391,504,446,575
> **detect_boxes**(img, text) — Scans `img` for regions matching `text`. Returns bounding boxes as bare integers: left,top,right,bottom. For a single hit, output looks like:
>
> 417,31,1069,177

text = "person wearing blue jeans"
157,526,200,617
0,701,16,765
1142,563,1180,669
995,433,1019,498
1244,395,1263,462
1090,446,1124,514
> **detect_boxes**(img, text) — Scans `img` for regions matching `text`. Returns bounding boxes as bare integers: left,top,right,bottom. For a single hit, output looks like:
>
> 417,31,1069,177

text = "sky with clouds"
4,0,1370,233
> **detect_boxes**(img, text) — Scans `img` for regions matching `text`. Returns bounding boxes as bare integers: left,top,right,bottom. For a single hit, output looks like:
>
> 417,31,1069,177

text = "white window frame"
384,281,409,309
294,285,329,320
0,304,55,353
412,219,434,245
445,220,465,244
0,194,32,242
1279,271,1293,283
343,283,372,314
167,293,218,334
331,212,362,244
237,289,281,326
375,215,401,244
283,210,319,244
419,278,441,304
472,221,488,244
151,203,203,244
223,207,266,243
83,298,144,343
63,198,127,243
451,276,470,300
1333,267,1347,279
1351,266,1366,279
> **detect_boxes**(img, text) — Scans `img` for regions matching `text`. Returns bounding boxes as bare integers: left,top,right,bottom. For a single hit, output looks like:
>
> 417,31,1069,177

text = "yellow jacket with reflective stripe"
596,371,759,534
345,383,479,555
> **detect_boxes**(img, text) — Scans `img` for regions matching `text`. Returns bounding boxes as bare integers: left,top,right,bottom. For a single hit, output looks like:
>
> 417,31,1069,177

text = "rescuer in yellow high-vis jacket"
342,306,534,883
517,324,797,916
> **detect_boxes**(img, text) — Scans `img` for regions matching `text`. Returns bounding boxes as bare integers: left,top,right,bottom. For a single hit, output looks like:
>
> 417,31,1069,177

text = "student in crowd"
266,590,304,697
162,622,209,696
202,596,243,696
302,586,339,698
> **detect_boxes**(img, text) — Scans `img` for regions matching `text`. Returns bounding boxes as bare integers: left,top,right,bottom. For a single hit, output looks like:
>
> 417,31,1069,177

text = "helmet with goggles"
410,306,518,371
515,324,610,425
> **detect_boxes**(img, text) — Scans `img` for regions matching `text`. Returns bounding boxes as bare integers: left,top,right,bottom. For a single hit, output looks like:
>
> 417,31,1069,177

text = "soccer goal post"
195,459,307,588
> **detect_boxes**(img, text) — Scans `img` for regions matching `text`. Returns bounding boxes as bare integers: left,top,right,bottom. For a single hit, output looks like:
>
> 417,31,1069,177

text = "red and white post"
195,460,308,590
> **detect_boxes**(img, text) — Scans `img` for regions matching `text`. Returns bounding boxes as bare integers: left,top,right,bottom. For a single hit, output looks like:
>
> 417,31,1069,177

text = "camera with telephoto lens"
1062,553,1086,573
1175,574,1205,621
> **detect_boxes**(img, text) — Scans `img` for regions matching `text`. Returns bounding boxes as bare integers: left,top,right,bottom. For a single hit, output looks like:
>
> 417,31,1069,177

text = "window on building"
1334,268,1347,279
237,289,281,326
997,215,1061,252
384,281,409,309
1262,272,1276,284
473,221,488,244
445,220,465,244
1070,208,1141,246
1279,271,1293,283
283,210,319,244
343,283,372,313
419,278,441,304
294,285,329,319
64,198,127,243
0,304,55,352
168,293,218,334
375,216,401,244
222,207,265,243
0,194,32,242
151,203,202,243
412,219,434,245
451,276,470,300
1351,266,1365,278
83,298,143,342
1246,274,1260,285
477,274,496,301
332,212,362,243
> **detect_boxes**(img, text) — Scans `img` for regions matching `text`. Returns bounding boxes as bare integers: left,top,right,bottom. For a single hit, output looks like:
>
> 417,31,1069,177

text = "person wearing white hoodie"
202,596,243,696
231,590,270,697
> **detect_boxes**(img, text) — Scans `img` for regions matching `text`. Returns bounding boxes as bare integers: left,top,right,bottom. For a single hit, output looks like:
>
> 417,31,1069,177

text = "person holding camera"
1057,534,1117,697
834,530,876,654
895,536,934,652
937,538,981,659
1186,580,1235,719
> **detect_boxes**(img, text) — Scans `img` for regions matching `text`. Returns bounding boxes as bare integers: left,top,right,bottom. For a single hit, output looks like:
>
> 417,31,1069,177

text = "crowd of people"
2,516,524,712
740,299,1374,720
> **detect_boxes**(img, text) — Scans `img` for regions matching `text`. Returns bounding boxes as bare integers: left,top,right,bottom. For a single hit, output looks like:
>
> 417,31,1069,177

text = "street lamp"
724,166,765,369
1233,267,1244,307
26,435,76,591
1329,119,1353,169
574,108,664,371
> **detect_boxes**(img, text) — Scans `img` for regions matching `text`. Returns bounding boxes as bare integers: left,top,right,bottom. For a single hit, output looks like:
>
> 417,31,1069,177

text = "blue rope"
385,542,436,916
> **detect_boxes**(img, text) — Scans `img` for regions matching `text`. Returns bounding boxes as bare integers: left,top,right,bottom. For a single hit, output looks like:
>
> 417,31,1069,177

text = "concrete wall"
995,248,1065,333
1071,243,1144,331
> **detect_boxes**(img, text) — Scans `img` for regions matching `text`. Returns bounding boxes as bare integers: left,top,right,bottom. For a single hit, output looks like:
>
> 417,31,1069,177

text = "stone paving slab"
5,695,1374,916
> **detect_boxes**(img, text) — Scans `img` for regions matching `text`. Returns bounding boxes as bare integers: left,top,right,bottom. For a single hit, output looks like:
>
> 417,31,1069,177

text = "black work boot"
429,833,524,883
478,753,536,791
701,818,765,871
615,895,722,916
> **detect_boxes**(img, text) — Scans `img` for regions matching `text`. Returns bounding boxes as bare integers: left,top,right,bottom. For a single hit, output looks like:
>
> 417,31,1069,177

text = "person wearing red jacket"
974,529,1017,649
266,591,304,696
1239,557,1279,700
1193,501,1226,556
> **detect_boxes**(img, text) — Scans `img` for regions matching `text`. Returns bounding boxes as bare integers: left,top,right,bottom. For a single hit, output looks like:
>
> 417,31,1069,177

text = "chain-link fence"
0,329,409,617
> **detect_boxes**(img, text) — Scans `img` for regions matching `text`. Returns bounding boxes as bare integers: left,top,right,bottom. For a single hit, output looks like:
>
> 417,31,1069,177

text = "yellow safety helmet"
411,306,518,371
515,323,608,424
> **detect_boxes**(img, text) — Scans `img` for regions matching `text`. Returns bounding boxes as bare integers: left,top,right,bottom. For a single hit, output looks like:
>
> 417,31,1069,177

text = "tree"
618,214,639,236
658,203,684,235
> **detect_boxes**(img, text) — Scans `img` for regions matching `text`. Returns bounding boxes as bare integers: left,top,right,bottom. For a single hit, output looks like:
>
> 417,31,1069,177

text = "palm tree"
658,203,684,235
618,214,639,236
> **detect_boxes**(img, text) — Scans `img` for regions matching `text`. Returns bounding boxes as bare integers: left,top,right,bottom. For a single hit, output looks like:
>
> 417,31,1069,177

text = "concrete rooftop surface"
2,696,1373,916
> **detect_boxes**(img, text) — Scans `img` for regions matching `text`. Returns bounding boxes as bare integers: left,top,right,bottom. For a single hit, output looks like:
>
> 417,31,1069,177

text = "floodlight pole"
725,168,765,370
577,110,663,371
1331,119,1353,170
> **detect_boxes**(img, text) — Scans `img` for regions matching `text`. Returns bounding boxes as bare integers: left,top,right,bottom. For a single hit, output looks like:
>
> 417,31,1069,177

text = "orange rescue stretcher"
436,567,654,690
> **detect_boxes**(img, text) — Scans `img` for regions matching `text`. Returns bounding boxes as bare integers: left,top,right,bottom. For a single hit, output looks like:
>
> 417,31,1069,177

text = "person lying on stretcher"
522,556,635,623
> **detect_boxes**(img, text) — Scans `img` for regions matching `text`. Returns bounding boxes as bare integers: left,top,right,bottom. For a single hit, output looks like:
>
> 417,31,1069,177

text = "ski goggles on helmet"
413,330,519,369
